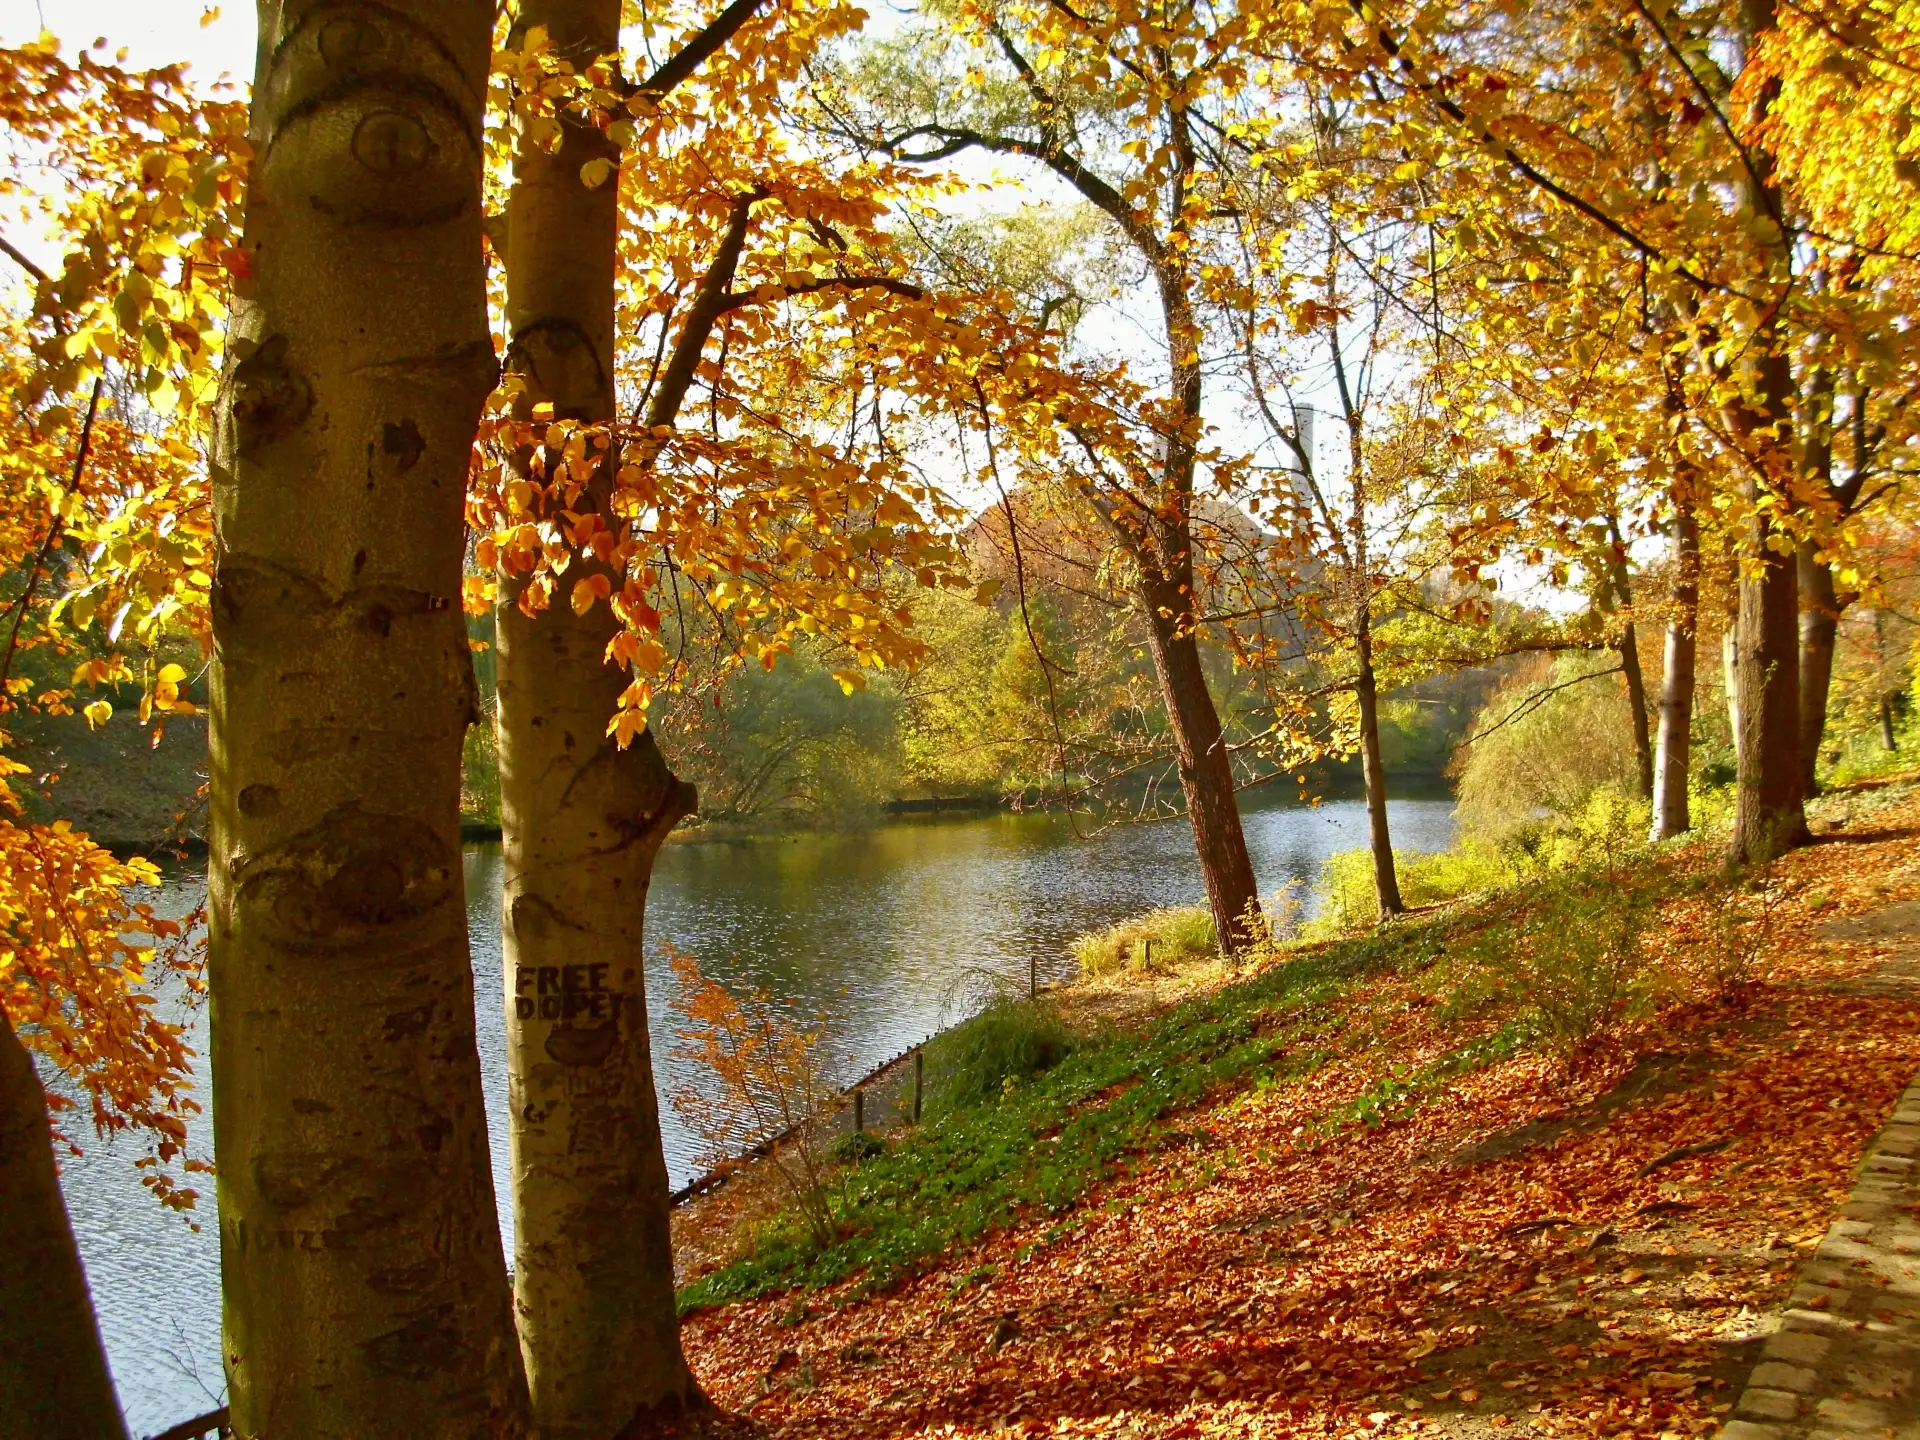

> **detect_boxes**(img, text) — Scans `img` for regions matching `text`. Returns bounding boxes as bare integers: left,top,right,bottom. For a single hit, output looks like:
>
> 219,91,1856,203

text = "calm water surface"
56,792,1453,1435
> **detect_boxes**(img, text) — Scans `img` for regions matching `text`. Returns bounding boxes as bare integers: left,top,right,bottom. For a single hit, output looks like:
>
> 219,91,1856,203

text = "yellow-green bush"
1073,905,1217,978
1501,785,1651,872
1302,844,1512,938
1452,654,1642,841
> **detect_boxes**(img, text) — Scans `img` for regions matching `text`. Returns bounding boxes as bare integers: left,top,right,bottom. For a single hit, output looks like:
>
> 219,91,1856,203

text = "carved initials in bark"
493,0,707,1432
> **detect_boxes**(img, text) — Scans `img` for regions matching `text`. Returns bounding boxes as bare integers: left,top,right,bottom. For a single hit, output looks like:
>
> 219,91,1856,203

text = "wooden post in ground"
853,1088,865,1135
912,1050,924,1123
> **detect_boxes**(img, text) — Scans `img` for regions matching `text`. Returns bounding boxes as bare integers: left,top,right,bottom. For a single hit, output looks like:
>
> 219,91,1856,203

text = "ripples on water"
55,793,1453,1435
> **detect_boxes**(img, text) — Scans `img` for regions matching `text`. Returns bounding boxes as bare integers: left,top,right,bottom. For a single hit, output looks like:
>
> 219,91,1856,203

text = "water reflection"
58,792,1452,1435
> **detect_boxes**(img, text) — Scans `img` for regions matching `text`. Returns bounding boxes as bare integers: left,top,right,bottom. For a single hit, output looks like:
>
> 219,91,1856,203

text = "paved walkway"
1721,905,1920,1440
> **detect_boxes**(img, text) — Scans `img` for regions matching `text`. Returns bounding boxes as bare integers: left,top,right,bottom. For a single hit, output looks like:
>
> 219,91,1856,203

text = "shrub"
1451,853,1660,1062
667,950,839,1247
1503,784,1652,874
1304,850,1385,937
461,709,500,827
1073,905,1217,978
922,994,1074,1115
1302,845,1510,938
1677,852,1782,995
1451,653,1643,841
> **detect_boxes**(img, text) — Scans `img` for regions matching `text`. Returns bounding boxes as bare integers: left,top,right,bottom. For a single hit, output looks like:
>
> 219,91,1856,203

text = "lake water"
54,791,1454,1436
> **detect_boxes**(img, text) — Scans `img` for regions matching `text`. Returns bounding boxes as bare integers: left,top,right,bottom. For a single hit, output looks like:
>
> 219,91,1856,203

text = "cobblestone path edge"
1718,1073,1920,1440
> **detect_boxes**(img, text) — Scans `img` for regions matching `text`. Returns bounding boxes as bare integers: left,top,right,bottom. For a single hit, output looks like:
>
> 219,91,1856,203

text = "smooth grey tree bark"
209,3,528,1433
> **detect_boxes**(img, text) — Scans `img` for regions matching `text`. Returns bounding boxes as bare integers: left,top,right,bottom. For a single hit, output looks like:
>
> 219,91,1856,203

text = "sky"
0,0,253,79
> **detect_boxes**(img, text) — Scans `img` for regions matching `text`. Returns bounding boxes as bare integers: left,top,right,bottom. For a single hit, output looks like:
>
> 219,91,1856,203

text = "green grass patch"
921,994,1075,1115
1320,1019,1536,1131
1072,904,1217,977
677,917,1447,1312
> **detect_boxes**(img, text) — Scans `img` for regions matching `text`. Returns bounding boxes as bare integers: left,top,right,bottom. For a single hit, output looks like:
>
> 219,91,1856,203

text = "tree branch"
1350,11,1723,294
0,374,105,705
631,0,772,104
0,234,50,287
714,274,926,314
644,190,762,430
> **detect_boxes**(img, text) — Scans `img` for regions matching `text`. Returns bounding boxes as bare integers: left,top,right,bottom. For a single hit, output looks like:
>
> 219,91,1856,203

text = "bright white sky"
0,1,253,80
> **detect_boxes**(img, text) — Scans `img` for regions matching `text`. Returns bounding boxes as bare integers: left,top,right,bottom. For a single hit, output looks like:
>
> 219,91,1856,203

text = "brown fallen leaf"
1646,1371,1696,1391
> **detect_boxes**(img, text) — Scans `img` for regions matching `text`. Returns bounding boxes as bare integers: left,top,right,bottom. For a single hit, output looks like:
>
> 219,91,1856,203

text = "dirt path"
676,785,1920,1439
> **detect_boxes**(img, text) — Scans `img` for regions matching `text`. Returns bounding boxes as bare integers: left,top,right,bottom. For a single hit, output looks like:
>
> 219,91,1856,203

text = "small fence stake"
1029,952,1037,1000
853,1087,865,1135
1143,936,1152,970
912,1049,924,1123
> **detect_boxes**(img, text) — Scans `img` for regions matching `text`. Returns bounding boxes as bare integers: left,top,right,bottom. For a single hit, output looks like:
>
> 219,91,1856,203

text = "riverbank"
669,955,1242,1283
668,775,1920,1439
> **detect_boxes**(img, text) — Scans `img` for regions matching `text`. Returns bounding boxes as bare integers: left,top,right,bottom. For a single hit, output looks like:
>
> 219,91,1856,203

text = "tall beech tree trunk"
1727,348,1810,862
1798,542,1842,799
495,0,703,1431
1651,496,1700,840
1732,506,1808,862
1604,517,1654,801
1727,0,1810,864
1140,567,1262,949
0,1010,127,1440
209,4,527,1434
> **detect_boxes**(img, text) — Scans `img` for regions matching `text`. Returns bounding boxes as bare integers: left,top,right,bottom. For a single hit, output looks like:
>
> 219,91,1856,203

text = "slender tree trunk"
1798,541,1842,799
1353,602,1403,916
1877,610,1901,751
209,5,527,1434
1141,570,1261,951
1603,521,1654,801
1342,413,1401,920
1130,217,1258,952
0,1010,127,1440
1650,497,1700,840
1722,621,1742,768
1617,623,1653,800
496,1,703,1431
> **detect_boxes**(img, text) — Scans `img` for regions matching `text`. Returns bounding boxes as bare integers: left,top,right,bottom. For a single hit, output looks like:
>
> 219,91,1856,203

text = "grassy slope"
678,777,1920,1438
8,705,205,850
